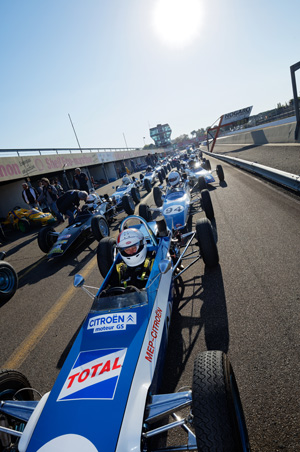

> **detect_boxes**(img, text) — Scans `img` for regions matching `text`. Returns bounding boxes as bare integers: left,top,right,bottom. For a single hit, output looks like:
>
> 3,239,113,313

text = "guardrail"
202,150,300,193
0,147,142,157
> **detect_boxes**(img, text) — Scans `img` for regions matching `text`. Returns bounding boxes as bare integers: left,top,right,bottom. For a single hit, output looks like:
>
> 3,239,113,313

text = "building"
150,124,172,147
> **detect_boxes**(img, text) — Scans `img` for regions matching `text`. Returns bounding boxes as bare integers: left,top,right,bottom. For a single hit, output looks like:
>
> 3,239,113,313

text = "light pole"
143,137,146,146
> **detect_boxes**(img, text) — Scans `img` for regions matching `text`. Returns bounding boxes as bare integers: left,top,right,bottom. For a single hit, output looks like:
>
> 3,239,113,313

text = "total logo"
87,312,137,334
57,348,127,401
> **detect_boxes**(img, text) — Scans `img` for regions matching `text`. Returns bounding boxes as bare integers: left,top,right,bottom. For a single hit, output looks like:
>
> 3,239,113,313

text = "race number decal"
163,205,184,216
57,348,127,401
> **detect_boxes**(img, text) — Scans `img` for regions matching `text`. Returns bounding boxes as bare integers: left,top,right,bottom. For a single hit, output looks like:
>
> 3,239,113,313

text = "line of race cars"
0,153,252,451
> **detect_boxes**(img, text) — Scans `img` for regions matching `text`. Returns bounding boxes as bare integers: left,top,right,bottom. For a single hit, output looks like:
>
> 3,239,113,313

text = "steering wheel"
105,286,126,296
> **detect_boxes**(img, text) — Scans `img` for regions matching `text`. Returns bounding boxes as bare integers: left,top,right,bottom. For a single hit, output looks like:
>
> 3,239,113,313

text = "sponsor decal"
50,245,64,254
145,307,162,363
87,312,137,333
57,348,127,401
163,205,184,216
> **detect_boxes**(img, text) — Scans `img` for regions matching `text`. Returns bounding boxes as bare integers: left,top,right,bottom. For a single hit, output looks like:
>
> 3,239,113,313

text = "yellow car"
1,207,56,234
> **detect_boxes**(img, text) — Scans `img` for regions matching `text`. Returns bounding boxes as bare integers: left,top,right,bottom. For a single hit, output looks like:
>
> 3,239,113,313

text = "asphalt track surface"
0,153,300,451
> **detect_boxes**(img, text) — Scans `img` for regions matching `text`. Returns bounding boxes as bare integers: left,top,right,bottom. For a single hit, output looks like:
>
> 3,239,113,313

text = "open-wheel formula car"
110,176,142,215
140,172,215,234
139,167,164,193
37,204,109,259
0,207,56,234
0,251,18,303
182,157,225,190
0,215,250,451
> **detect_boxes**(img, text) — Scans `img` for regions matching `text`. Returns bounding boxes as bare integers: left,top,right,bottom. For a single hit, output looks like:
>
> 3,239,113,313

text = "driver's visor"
169,177,177,183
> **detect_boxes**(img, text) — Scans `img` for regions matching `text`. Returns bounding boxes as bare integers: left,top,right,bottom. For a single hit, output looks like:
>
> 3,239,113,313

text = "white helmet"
85,193,98,209
168,171,181,187
117,228,147,267
122,176,131,185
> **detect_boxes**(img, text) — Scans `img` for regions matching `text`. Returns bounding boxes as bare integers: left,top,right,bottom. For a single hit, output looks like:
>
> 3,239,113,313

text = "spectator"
56,190,88,225
52,178,64,197
145,153,153,167
73,168,89,193
38,177,64,223
36,180,48,211
21,182,40,210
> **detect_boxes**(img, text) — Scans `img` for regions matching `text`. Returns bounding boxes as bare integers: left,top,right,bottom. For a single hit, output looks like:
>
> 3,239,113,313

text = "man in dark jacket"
38,178,64,223
73,168,89,193
21,182,40,210
56,190,88,225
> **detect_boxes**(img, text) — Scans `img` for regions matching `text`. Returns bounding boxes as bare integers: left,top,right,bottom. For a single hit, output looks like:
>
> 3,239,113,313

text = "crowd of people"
21,168,90,225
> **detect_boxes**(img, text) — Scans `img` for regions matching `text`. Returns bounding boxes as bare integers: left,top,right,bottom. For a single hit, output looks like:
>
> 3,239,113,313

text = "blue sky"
0,0,299,150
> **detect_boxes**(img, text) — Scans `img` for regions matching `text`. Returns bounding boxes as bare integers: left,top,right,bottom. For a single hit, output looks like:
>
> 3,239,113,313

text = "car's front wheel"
122,195,135,215
201,189,215,221
139,203,152,222
131,187,141,204
217,164,225,182
144,178,152,193
192,350,251,452
153,186,163,207
197,176,207,191
18,219,30,233
0,261,18,303
195,218,218,267
97,237,116,279
91,216,109,241
38,226,57,253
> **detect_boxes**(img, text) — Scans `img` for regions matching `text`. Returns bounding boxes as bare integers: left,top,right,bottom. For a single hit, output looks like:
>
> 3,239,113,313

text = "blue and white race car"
182,158,225,190
110,176,142,215
0,215,250,451
139,172,215,233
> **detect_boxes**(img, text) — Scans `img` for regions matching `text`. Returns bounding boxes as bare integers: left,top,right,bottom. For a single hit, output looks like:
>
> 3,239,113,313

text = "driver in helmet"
84,193,100,211
145,166,152,174
115,228,154,289
167,170,182,189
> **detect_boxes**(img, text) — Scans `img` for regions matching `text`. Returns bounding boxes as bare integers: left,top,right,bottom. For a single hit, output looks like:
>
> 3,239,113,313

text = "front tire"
122,195,135,215
217,164,225,182
38,226,57,253
196,218,219,267
153,186,163,207
97,237,116,278
192,351,250,452
91,216,109,241
197,176,207,191
18,219,30,233
131,187,141,204
139,203,152,222
201,189,215,220
144,178,152,193
0,261,18,303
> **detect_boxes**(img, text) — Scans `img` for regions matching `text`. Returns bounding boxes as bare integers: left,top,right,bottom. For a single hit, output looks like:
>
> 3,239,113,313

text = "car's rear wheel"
0,261,18,303
153,186,163,207
201,189,215,221
122,195,135,215
203,159,211,170
38,226,57,253
97,237,116,278
192,350,250,452
217,164,225,182
195,218,218,267
0,369,34,451
144,178,152,193
18,219,30,233
139,203,152,222
131,187,141,204
197,176,207,191
91,216,109,241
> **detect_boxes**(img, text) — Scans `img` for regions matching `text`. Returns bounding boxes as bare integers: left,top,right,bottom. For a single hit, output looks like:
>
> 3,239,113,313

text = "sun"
152,0,203,48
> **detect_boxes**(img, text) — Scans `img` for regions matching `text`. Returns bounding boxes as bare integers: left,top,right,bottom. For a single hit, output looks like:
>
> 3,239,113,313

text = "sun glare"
153,0,203,48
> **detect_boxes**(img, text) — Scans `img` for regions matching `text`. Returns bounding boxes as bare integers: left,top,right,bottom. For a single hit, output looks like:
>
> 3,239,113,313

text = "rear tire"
0,261,18,303
97,237,116,278
201,189,215,221
158,171,163,185
153,186,163,207
38,226,57,253
192,351,250,452
196,218,218,267
122,195,135,215
139,203,152,222
91,216,109,241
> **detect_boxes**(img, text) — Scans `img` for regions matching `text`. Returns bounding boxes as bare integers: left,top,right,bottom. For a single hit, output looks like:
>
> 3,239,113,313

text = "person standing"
21,182,40,210
38,178,64,223
73,168,89,193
